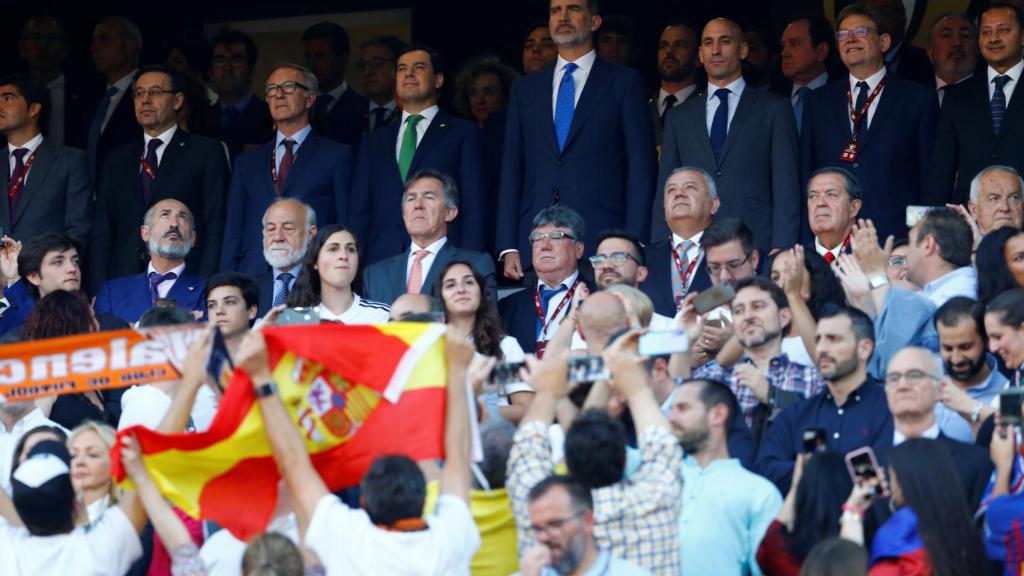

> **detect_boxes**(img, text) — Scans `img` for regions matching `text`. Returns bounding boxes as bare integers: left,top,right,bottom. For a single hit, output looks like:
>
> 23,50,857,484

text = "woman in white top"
67,422,120,525
287,225,390,325
435,260,533,422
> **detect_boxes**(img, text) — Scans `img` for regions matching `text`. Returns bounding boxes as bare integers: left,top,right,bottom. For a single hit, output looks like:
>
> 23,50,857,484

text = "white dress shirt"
705,76,746,134
935,73,972,106
7,132,44,179
146,261,186,299
893,421,940,446
395,105,439,161
659,84,697,115
405,236,447,283
551,50,598,116
368,99,397,130
671,231,704,266
988,59,1024,105
274,124,313,172
143,125,177,167
101,70,137,133
848,66,887,131
537,270,579,342
46,74,65,146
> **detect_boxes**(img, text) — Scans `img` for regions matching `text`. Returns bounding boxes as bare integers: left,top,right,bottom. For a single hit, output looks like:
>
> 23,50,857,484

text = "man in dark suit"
885,347,995,513
778,15,836,133
89,65,229,293
805,167,862,262
868,0,935,85
498,205,593,356
649,22,701,147
641,166,715,318
357,36,406,133
657,17,800,254
206,29,273,161
94,198,205,324
304,22,367,148
0,76,91,249
220,63,353,276
86,17,143,180
350,44,486,265
801,4,938,242
927,3,1024,206
254,198,317,318
926,13,978,107
498,0,656,281
18,17,89,148
364,169,496,306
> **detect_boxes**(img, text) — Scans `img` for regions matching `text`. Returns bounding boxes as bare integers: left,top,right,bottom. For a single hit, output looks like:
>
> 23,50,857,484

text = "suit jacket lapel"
411,110,450,174
167,268,199,304
534,66,560,157
860,80,898,146
998,78,1024,141
719,89,755,164
260,141,276,196
563,60,612,153
151,131,188,201
421,242,455,296
283,133,318,196
14,141,57,224
0,151,11,227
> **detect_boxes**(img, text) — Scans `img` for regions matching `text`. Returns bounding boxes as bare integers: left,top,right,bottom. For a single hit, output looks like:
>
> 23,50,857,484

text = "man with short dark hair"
969,165,1024,235
86,16,143,178
805,167,862,262
669,379,781,575
778,15,835,131
755,304,891,494
90,64,229,291
596,13,638,67
650,22,700,145
0,232,80,337
904,206,976,306
221,63,354,275
363,168,496,306
927,13,977,106
590,229,647,291
206,271,258,356
0,75,91,250
927,2,1024,205
693,276,825,429
358,36,406,132
351,44,486,264
304,21,368,147
522,22,558,74
207,28,273,160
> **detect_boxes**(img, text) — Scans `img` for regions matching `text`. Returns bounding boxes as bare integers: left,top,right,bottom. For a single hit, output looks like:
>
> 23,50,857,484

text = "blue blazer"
350,108,486,265
495,58,657,268
93,267,206,324
640,240,712,319
801,76,938,241
363,241,497,306
0,280,36,338
220,132,354,275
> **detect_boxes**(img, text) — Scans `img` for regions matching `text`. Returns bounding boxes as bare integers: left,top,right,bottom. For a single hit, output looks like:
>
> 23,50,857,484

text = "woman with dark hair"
767,244,847,364
21,291,113,430
800,538,867,576
285,224,389,324
985,288,1024,384
434,260,533,422
976,226,1024,306
758,452,854,576
840,438,987,576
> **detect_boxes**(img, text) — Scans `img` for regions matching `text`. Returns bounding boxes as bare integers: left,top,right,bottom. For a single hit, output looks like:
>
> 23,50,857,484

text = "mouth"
71,471,87,480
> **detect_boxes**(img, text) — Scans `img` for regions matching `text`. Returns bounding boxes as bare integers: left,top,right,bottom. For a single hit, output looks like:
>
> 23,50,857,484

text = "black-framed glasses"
529,230,576,243
836,26,876,42
706,254,751,277
589,252,637,265
133,87,177,99
265,81,310,97
884,369,939,388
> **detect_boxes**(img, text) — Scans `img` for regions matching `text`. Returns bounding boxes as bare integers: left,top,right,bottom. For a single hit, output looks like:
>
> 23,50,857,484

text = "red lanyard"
846,76,887,140
670,236,702,293
270,142,298,192
534,278,580,339
7,150,38,199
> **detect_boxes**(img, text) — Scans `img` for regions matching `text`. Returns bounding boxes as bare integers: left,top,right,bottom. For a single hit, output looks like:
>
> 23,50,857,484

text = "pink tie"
406,250,431,294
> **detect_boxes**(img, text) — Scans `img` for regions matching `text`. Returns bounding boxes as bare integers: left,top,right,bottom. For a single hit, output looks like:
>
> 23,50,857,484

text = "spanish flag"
110,323,448,541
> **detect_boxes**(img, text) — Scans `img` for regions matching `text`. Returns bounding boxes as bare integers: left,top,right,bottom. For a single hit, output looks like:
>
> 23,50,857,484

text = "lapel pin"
188,286,194,291
439,123,447,128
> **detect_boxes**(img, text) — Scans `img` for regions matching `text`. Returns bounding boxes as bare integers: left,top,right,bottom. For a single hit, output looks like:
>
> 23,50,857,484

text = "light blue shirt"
535,550,652,576
921,266,977,308
869,286,939,380
271,264,302,306
705,76,746,135
679,456,782,576
274,124,313,172
937,354,1010,442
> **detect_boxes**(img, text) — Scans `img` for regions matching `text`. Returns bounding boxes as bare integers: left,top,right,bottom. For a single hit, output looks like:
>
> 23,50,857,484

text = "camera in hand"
569,355,611,384
488,361,526,387
999,388,1024,426
278,307,320,326
845,447,883,497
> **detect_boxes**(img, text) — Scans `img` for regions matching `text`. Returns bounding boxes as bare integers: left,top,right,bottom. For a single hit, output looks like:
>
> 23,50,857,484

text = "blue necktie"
793,86,810,134
992,75,1011,134
554,62,578,152
149,271,178,305
535,284,568,340
709,88,730,163
272,271,294,308
87,87,118,178
854,81,869,141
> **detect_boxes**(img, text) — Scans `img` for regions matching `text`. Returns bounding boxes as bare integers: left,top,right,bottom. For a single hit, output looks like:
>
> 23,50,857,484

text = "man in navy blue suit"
350,44,486,265
801,3,938,242
363,169,496,306
94,198,205,324
206,29,273,161
220,63,353,276
496,0,656,281
641,167,716,319
303,22,367,148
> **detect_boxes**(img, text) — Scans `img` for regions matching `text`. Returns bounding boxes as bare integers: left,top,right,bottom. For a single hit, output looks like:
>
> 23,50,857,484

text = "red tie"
824,251,836,265
276,139,296,196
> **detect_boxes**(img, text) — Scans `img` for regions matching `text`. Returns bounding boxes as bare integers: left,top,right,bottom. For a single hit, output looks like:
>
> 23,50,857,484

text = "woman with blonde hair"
67,421,120,524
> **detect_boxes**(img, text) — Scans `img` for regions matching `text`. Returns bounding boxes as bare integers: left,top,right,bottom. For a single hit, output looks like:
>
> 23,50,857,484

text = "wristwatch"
255,382,278,398
868,274,889,289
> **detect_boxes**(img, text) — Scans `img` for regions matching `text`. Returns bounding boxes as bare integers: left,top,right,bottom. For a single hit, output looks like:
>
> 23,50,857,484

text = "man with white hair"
968,165,1024,236
255,198,317,317
884,346,994,512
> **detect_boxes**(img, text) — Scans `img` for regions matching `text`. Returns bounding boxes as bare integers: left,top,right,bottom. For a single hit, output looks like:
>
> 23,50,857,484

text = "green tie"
398,114,423,182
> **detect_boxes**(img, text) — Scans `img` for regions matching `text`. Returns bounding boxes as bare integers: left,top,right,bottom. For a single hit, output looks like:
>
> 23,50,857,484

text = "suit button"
556,161,564,167
715,171,722,177
852,162,859,168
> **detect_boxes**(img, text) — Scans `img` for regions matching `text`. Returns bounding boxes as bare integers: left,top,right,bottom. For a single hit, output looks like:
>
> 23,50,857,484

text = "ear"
636,265,648,284
574,241,585,260
444,206,459,223
815,42,829,63
967,200,978,219
26,272,42,288
434,73,445,91
173,92,184,113
779,306,793,331
590,14,603,34
850,198,863,219
858,337,875,362
698,44,707,66
248,305,258,321
190,229,197,245
879,32,892,54
305,91,317,110
710,196,721,215
140,224,151,243
710,402,729,428
751,249,760,270
308,224,318,239
739,41,749,61
27,102,42,121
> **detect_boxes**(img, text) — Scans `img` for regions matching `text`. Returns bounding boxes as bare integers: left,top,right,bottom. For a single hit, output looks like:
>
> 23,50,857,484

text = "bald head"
390,293,437,321
578,291,629,354
700,18,748,85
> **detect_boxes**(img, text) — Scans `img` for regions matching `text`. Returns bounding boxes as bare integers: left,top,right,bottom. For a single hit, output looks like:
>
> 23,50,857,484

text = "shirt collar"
556,50,597,75
965,354,1010,395
793,70,829,96
660,84,697,106
401,104,439,125
683,454,741,471
0,408,50,434
922,266,975,294
47,74,65,90
276,124,313,149
708,75,746,98
8,132,44,156
671,230,704,250
894,421,940,445
537,269,579,292
110,69,137,92
849,66,887,93
369,99,397,112
411,236,447,254
147,261,187,278
144,125,178,149
988,59,1024,84
274,263,303,279
326,81,348,101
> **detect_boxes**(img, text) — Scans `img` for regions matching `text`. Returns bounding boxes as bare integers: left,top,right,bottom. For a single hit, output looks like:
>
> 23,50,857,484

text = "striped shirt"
318,294,390,325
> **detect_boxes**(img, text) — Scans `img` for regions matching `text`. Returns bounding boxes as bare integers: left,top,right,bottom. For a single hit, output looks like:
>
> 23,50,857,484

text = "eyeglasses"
356,57,395,72
836,26,877,42
884,369,939,388
133,87,177,99
211,55,249,68
529,230,576,243
888,256,906,268
265,81,310,98
528,511,583,536
589,252,637,266
706,254,751,277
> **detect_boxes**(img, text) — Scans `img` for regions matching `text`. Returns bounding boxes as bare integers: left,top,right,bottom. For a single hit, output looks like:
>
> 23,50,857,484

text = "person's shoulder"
887,75,937,101
306,131,352,155
234,142,272,168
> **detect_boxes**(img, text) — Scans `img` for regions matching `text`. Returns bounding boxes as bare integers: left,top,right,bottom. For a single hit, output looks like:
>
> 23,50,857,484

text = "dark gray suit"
1,138,91,248
654,85,801,252
362,240,497,306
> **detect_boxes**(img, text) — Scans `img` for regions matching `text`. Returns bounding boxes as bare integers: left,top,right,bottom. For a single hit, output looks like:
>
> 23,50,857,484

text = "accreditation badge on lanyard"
840,76,886,163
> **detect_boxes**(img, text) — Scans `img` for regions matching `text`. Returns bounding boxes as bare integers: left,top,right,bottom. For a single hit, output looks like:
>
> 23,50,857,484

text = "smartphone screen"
278,307,320,326
844,446,884,496
568,355,610,384
1000,389,1024,425
488,361,526,387
692,284,736,315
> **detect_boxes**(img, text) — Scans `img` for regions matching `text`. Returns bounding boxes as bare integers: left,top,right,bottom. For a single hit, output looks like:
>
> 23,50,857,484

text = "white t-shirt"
318,294,391,325
0,505,142,576
0,408,66,495
200,514,299,576
305,493,480,575
118,384,218,432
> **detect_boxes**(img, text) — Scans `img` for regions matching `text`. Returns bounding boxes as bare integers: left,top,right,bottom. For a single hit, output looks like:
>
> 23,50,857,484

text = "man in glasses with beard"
94,198,206,323
254,198,317,317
